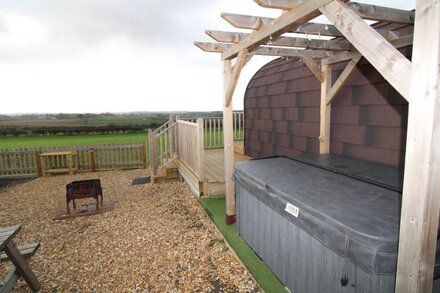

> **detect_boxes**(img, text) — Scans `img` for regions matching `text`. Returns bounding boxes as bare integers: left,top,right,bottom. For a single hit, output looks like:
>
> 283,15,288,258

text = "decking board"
203,146,250,196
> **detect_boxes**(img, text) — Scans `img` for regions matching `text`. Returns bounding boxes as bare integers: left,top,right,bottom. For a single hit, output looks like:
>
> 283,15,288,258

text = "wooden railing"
233,111,244,141
176,119,204,180
203,111,244,149
0,143,149,178
149,119,204,181
148,122,177,175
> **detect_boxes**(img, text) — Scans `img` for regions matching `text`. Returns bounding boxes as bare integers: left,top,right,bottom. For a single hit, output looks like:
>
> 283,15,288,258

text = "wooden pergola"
194,0,439,291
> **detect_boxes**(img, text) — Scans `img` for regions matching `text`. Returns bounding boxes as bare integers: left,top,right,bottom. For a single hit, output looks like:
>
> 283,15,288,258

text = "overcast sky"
0,0,414,114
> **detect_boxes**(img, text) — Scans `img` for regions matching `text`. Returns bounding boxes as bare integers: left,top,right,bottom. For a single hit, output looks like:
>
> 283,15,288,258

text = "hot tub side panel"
236,185,440,293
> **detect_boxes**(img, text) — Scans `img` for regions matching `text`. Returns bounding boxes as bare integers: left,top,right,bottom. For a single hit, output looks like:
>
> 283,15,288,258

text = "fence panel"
176,120,202,177
0,142,149,179
0,148,39,178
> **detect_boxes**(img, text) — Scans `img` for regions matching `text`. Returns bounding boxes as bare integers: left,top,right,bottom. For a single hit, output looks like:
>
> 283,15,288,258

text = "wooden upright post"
222,49,248,225
148,129,158,176
141,143,147,169
395,0,440,292
197,118,205,182
223,59,235,224
36,151,43,177
319,63,331,154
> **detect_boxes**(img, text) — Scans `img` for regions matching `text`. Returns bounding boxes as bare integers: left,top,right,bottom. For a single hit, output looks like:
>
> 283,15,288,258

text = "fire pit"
54,179,114,220
66,179,103,213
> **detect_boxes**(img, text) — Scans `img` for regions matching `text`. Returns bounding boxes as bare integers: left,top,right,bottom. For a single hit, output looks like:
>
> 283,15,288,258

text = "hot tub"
234,155,440,293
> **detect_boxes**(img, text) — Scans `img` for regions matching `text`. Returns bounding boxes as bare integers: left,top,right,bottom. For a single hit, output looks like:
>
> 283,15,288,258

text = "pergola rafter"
254,0,415,25
195,41,335,58
194,1,439,292
221,12,344,36
205,30,352,51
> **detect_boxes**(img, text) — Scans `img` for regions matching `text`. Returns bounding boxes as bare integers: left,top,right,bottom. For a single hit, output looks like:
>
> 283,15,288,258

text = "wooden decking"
170,141,250,197
203,145,250,197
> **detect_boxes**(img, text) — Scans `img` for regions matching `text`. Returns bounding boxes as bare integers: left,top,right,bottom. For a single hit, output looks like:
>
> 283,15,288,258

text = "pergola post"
395,0,440,292
222,59,235,224
319,63,331,154
222,50,248,225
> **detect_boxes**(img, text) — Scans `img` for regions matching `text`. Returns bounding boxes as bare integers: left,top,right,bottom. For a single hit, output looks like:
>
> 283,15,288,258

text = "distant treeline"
0,124,162,137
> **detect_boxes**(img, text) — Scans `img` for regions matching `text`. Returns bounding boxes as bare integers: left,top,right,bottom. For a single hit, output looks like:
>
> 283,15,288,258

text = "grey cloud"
0,0,220,63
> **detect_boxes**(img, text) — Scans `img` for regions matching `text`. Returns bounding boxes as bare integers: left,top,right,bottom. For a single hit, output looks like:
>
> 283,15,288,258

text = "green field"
0,129,243,149
0,133,148,149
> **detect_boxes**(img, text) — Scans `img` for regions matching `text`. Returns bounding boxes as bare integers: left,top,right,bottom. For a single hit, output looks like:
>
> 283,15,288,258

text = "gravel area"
0,170,258,292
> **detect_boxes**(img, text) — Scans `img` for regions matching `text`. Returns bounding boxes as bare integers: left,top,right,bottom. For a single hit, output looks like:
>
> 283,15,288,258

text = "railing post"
197,118,205,183
148,129,158,176
36,151,43,177
90,148,96,172
174,122,179,157
168,116,175,158
141,143,147,169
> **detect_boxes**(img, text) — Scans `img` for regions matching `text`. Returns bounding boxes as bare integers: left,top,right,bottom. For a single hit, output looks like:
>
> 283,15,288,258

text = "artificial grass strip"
199,197,287,293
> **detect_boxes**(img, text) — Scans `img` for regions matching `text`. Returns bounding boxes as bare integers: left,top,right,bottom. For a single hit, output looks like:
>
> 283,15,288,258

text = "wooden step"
152,167,179,183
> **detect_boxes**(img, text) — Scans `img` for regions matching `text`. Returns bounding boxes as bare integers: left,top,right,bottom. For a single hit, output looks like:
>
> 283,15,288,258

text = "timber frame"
195,0,439,292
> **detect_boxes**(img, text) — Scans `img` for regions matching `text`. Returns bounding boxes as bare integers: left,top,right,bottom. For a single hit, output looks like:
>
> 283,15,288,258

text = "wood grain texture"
206,30,351,51
319,63,331,154
225,49,248,107
222,59,235,217
221,12,343,37
346,2,415,24
320,0,411,101
221,0,332,60
301,55,324,82
396,0,440,292
326,56,361,104
321,34,413,65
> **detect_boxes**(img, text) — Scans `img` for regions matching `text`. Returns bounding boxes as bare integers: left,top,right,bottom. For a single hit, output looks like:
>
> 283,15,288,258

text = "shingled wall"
244,49,411,167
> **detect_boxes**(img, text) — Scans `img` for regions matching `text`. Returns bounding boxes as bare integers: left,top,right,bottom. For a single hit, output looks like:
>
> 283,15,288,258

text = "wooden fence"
0,143,149,178
0,111,245,179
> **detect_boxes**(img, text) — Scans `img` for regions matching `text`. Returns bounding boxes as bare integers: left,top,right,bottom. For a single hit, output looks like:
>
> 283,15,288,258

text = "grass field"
0,128,242,149
0,133,148,149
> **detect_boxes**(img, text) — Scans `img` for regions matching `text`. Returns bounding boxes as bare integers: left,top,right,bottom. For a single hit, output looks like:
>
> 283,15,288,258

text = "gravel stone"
0,170,258,292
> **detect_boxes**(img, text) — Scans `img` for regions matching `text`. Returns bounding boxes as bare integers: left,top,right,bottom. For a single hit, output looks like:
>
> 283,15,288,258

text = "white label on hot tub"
285,203,299,218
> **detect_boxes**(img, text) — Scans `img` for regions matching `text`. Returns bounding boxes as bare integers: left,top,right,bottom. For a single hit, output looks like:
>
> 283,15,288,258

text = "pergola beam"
300,55,324,82
206,30,352,51
221,0,334,60
225,50,248,107
346,2,415,24
326,56,361,104
194,42,229,53
254,0,301,10
320,0,411,101
194,41,335,59
221,12,343,37
322,34,413,65
254,0,415,24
